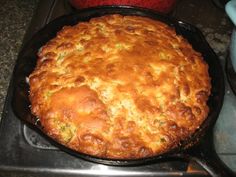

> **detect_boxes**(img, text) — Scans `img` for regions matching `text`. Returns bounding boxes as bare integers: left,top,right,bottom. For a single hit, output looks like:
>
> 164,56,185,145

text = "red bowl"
69,0,177,13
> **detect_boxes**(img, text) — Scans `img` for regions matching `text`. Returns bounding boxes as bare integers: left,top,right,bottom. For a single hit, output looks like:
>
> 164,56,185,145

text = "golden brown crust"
29,14,211,159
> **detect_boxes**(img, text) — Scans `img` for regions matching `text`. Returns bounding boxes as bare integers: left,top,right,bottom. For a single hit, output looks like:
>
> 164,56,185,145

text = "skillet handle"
183,128,236,177
188,153,235,177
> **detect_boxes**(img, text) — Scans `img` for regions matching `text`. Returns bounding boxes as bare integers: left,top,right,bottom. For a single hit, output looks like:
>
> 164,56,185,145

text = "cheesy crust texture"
29,14,211,159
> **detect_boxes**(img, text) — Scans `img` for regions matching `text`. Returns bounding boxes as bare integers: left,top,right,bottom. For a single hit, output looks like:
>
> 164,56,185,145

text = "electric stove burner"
0,0,235,176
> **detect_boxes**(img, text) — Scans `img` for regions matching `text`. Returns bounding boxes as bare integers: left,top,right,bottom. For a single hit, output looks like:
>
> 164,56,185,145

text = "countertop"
0,0,38,117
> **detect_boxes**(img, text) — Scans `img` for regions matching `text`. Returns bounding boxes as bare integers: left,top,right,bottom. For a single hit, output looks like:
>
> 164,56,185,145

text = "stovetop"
0,0,235,176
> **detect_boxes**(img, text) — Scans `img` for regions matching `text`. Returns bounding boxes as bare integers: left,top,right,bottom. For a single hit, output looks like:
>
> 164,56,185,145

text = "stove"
0,0,235,176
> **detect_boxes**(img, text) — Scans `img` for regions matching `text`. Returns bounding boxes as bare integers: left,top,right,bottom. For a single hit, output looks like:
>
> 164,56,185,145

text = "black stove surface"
0,0,234,176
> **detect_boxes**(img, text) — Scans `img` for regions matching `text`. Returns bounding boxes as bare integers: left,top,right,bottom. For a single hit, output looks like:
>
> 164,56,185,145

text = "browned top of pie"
29,14,211,159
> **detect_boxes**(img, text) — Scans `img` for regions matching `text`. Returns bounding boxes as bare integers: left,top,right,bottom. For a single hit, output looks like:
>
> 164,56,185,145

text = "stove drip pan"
23,125,58,150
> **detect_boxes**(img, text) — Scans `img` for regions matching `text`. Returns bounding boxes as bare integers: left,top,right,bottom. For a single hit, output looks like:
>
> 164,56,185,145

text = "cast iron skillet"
12,6,234,177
